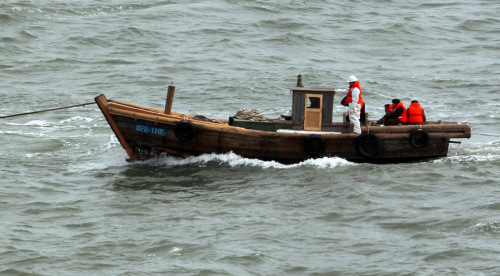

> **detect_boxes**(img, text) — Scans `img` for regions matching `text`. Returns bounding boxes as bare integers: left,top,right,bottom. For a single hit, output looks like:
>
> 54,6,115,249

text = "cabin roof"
290,87,336,93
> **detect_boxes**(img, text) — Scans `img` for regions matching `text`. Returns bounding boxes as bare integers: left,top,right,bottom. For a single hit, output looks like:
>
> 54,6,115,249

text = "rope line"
0,102,96,119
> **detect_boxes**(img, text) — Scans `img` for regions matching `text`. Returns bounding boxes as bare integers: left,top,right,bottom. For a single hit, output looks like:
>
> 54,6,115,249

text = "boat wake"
435,140,500,163
145,152,354,169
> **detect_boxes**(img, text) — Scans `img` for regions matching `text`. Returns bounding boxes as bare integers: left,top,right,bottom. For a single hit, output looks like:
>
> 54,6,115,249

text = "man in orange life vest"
379,98,408,125
335,75,363,134
341,95,366,123
407,99,426,124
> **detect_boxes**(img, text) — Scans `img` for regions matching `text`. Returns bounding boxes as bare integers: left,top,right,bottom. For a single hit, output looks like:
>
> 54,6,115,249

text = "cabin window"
307,97,321,109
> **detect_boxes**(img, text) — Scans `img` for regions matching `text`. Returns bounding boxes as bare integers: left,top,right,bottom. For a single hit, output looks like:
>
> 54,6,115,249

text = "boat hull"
95,95,471,164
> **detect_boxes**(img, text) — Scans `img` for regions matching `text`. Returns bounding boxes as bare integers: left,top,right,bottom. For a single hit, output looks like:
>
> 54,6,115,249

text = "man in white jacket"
335,75,364,134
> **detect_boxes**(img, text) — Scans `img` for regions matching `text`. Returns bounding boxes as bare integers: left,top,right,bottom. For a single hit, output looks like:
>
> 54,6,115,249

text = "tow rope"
0,102,96,119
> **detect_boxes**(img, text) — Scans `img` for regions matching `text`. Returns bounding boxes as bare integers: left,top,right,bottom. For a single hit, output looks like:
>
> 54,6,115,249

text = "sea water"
1,1,499,275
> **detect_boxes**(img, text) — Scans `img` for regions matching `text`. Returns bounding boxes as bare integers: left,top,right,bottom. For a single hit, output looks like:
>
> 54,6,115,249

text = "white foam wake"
147,152,354,169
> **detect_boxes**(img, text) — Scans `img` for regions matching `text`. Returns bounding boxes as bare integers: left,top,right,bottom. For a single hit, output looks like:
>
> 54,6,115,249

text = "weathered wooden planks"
95,94,471,164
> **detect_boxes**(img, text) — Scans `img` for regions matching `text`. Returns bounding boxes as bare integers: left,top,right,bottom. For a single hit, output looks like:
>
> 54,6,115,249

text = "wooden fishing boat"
95,80,471,164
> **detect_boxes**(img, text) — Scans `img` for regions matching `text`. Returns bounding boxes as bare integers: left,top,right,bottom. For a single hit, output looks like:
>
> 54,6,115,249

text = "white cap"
347,75,358,83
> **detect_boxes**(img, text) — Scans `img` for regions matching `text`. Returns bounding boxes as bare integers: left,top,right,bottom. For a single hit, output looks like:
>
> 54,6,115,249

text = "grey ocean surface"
1,1,499,275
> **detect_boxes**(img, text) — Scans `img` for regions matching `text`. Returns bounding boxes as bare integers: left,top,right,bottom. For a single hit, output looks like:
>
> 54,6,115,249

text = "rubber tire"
304,135,327,156
409,129,429,148
174,121,197,142
355,133,380,158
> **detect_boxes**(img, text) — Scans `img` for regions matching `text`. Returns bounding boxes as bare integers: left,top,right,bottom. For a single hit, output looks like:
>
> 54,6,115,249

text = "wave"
445,153,500,163
4,117,93,128
462,221,500,237
66,151,353,176
3,2,177,21
434,140,500,164
5,119,53,127
0,13,12,23
463,140,500,153
459,18,500,32
143,152,354,169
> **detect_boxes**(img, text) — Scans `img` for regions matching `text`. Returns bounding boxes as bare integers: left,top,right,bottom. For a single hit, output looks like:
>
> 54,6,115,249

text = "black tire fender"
409,129,429,148
304,135,327,155
174,121,197,142
355,133,380,158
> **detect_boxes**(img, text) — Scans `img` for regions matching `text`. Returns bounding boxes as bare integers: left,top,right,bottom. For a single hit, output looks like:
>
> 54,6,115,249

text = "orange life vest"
388,101,407,123
345,81,364,107
407,102,424,123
